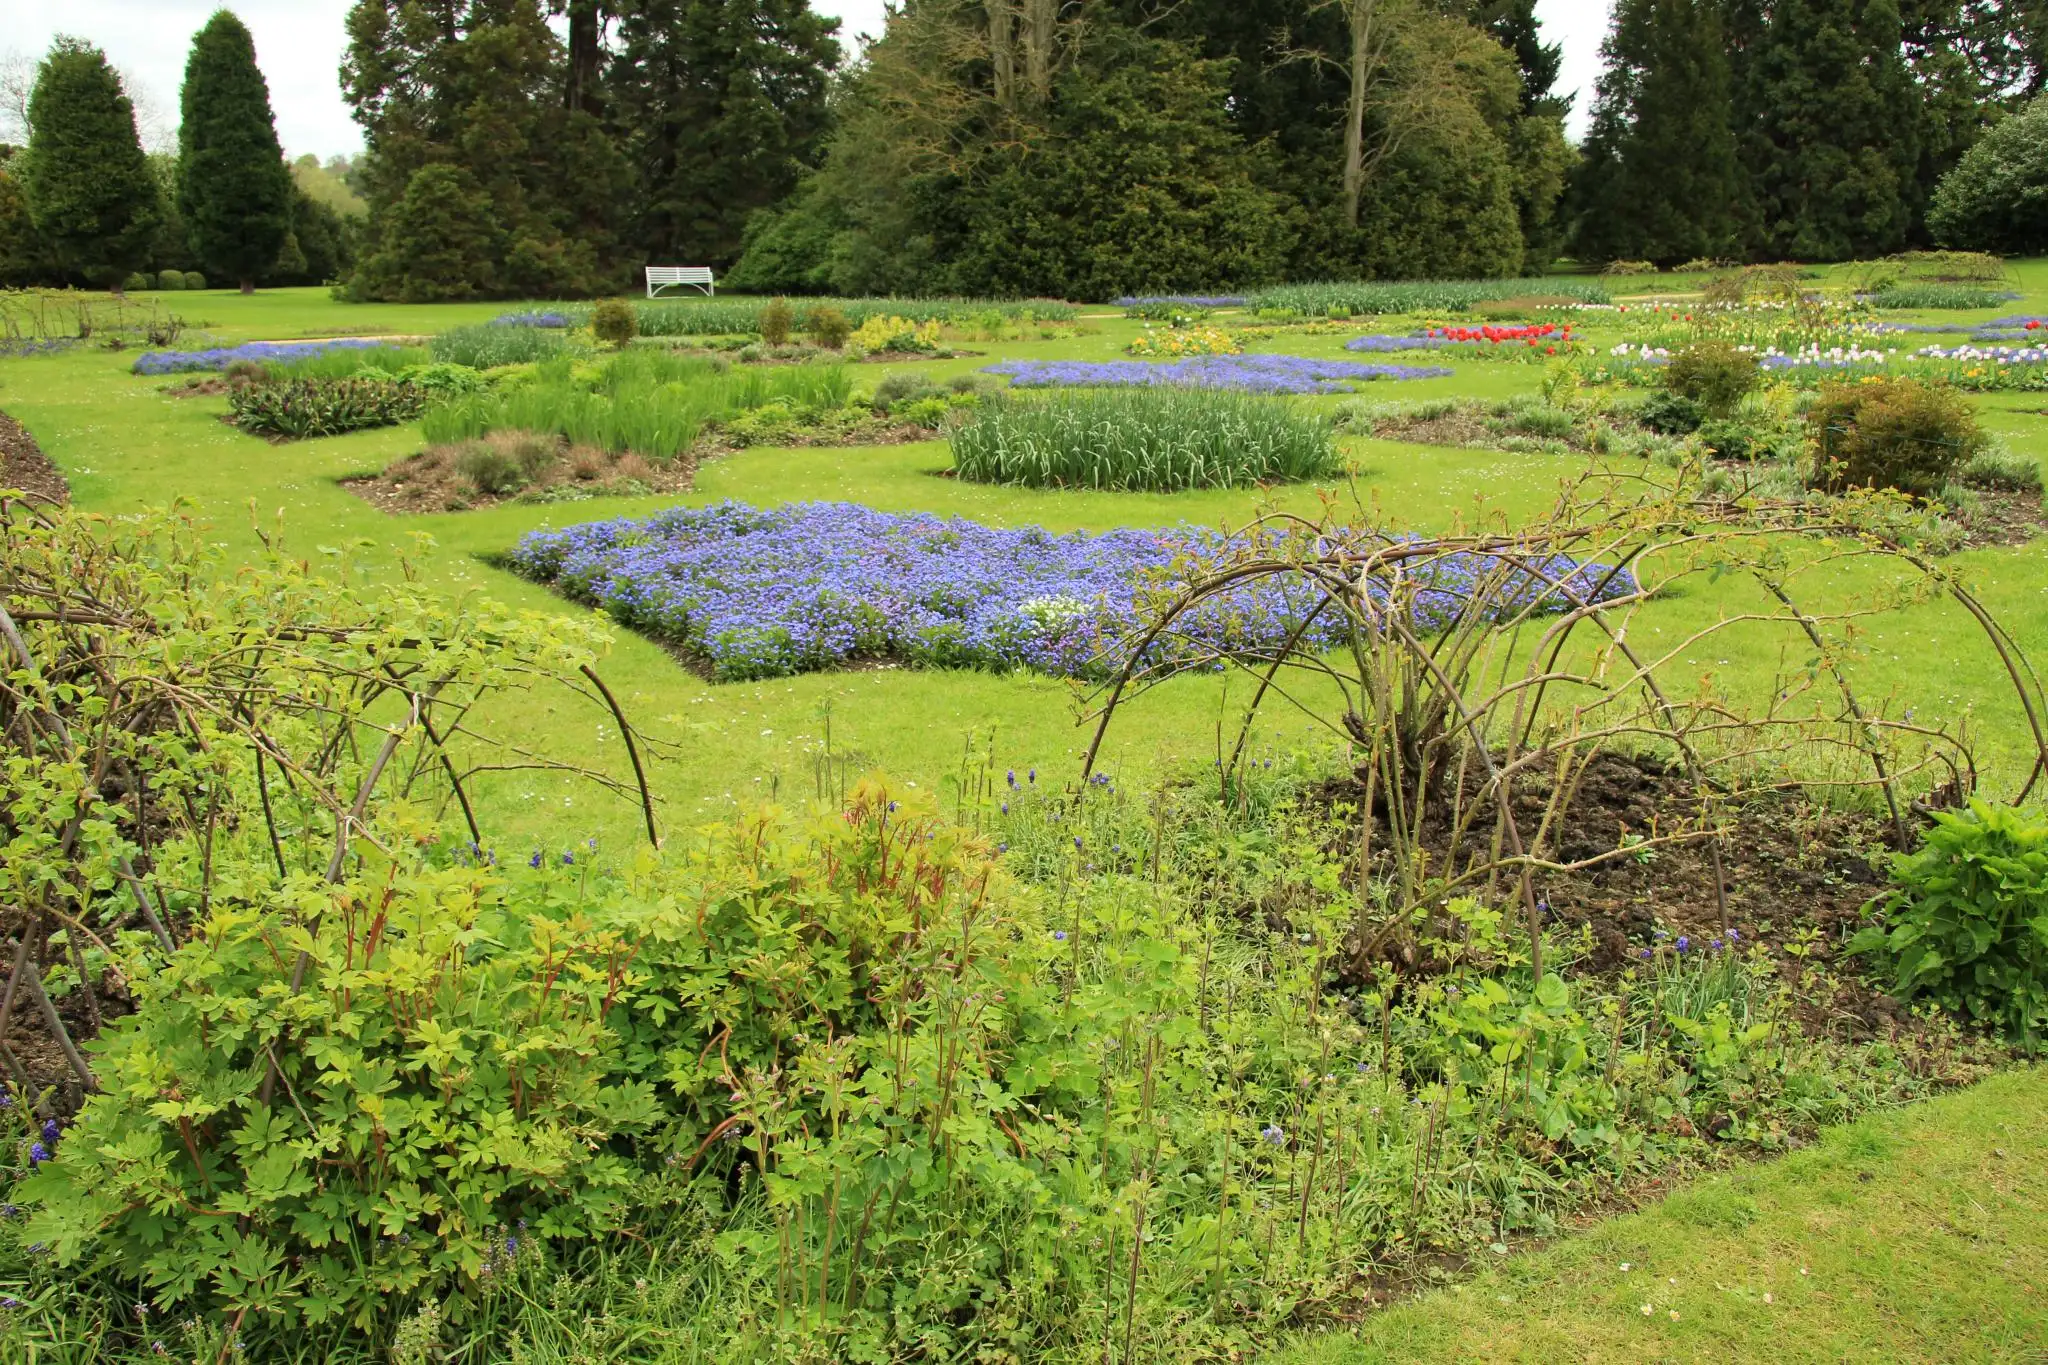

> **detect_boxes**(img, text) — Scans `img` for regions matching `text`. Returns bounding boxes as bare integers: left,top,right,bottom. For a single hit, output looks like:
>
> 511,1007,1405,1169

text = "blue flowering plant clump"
491,311,571,328
130,338,400,376
984,353,1453,395
511,501,1636,683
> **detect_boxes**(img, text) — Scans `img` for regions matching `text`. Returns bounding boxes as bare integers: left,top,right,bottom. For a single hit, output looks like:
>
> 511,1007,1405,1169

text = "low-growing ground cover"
509,499,1629,680
986,353,1455,393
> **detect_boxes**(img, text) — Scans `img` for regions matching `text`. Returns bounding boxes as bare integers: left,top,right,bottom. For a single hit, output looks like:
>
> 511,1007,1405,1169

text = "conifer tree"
17,39,160,290
1572,0,1743,264
178,9,293,293
1745,0,1920,259
614,0,841,268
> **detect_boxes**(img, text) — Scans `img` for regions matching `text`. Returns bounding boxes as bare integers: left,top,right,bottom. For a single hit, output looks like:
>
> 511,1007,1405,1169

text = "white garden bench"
645,266,715,298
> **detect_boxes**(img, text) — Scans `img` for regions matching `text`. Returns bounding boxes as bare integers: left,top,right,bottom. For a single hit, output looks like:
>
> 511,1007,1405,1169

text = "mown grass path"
1275,1066,2048,1363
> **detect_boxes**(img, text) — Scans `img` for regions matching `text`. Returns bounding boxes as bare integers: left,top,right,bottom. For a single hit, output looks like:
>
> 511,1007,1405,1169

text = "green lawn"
1272,1065,2048,1364
2,275,2046,846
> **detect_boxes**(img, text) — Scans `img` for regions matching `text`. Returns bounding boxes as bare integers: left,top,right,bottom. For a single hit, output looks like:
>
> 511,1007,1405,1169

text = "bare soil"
1951,484,2047,549
0,409,68,505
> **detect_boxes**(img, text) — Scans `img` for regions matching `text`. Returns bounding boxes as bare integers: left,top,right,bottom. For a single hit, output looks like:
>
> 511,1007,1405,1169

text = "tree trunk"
240,279,255,295
1021,0,1056,105
566,0,603,116
1344,0,1372,228
988,0,1015,110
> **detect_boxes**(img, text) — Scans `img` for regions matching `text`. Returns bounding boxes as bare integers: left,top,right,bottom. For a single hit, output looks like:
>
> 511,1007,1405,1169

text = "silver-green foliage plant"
949,389,1338,490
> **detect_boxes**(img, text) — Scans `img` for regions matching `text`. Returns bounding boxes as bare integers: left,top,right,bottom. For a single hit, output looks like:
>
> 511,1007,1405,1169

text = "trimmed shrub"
184,270,208,290
1635,391,1704,435
805,305,852,349
591,298,638,349
1807,376,1983,496
1664,340,1761,418
758,296,795,346
1604,259,1658,275
120,271,151,292
155,269,187,290
949,389,1337,491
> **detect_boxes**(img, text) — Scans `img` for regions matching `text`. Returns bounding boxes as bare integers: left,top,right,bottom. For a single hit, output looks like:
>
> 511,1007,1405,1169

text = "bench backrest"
645,265,715,297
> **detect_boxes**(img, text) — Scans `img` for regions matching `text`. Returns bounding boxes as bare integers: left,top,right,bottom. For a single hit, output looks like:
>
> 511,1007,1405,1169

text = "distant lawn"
1271,1067,2048,1364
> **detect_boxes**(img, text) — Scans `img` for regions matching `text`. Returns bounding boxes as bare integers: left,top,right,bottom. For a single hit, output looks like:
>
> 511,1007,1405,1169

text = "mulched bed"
343,446,699,515
0,409,69,505
1362,409,1611,455
1951,484,2047,549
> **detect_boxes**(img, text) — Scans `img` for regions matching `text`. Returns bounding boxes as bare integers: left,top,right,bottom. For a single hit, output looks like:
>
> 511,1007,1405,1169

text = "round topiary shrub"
590,298,638,349
1663,340,1760,418
184,271,209,290
1928,95,2048,255
121,271,152,292
155,270,187,291
1806,376,1984,497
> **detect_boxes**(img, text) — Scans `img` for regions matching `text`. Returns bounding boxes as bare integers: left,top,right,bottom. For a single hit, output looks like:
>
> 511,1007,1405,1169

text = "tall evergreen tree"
613,0,841,268
1470,0,1564,112
1745,0,1920,259
17,39,160,290
341,0,630,299
1572,0,1743,264
178,10,293,293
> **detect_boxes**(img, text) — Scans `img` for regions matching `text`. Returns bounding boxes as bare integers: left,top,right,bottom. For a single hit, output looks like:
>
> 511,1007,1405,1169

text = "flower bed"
1343,334,1458,353
1425,323,1571,345
985,354,1451,395
510,501,1633,682
132,339,398,376
491,311,571,327
1125,326,1240,357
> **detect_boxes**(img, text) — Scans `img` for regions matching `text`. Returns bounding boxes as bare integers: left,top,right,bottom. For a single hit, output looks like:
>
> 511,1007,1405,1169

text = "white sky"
0,0,1615,160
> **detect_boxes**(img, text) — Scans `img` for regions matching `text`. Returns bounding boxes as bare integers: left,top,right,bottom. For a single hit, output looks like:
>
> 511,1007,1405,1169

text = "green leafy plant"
1635,390,1704,434
1849,800,2048,1048
227,376,428,438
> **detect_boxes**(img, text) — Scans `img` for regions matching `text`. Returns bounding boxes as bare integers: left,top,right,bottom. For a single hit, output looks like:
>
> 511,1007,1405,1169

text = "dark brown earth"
0,409,68,505
343,439,699,515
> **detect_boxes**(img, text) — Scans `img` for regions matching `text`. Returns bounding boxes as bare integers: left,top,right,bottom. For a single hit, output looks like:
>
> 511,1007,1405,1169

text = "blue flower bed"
510,501,1635,682
491,311,571,328
0,338,80,359
984,354,1452,395
1117,295,1248,308
131,339,396,376
1343,334,1457,353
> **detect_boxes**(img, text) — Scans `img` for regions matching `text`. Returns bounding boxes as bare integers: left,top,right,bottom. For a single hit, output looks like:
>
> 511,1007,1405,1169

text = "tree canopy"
178,9,294,292
16,39,159,289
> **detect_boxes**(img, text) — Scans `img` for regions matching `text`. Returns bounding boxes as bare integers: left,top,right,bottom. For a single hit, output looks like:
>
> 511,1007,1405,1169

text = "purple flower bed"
492,311,571,327
510,501,1635,682
1344,334,1457,353
131,338,395,376
0,338,80,359
1117,295,1248,308
985,354,1453,395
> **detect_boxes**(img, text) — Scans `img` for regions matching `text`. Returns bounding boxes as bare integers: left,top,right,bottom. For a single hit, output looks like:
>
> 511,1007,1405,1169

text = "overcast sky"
0,0,1614,161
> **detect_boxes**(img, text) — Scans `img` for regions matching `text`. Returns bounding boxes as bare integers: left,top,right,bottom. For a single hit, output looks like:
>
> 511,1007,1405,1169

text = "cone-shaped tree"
178,9,291,293
17,39,160,290
1571,0,1744,265
1746,0,1919,260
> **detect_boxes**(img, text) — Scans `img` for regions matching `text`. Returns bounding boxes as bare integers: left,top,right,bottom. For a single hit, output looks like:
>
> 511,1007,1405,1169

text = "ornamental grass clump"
949,389,1337,491
429,321,573,368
